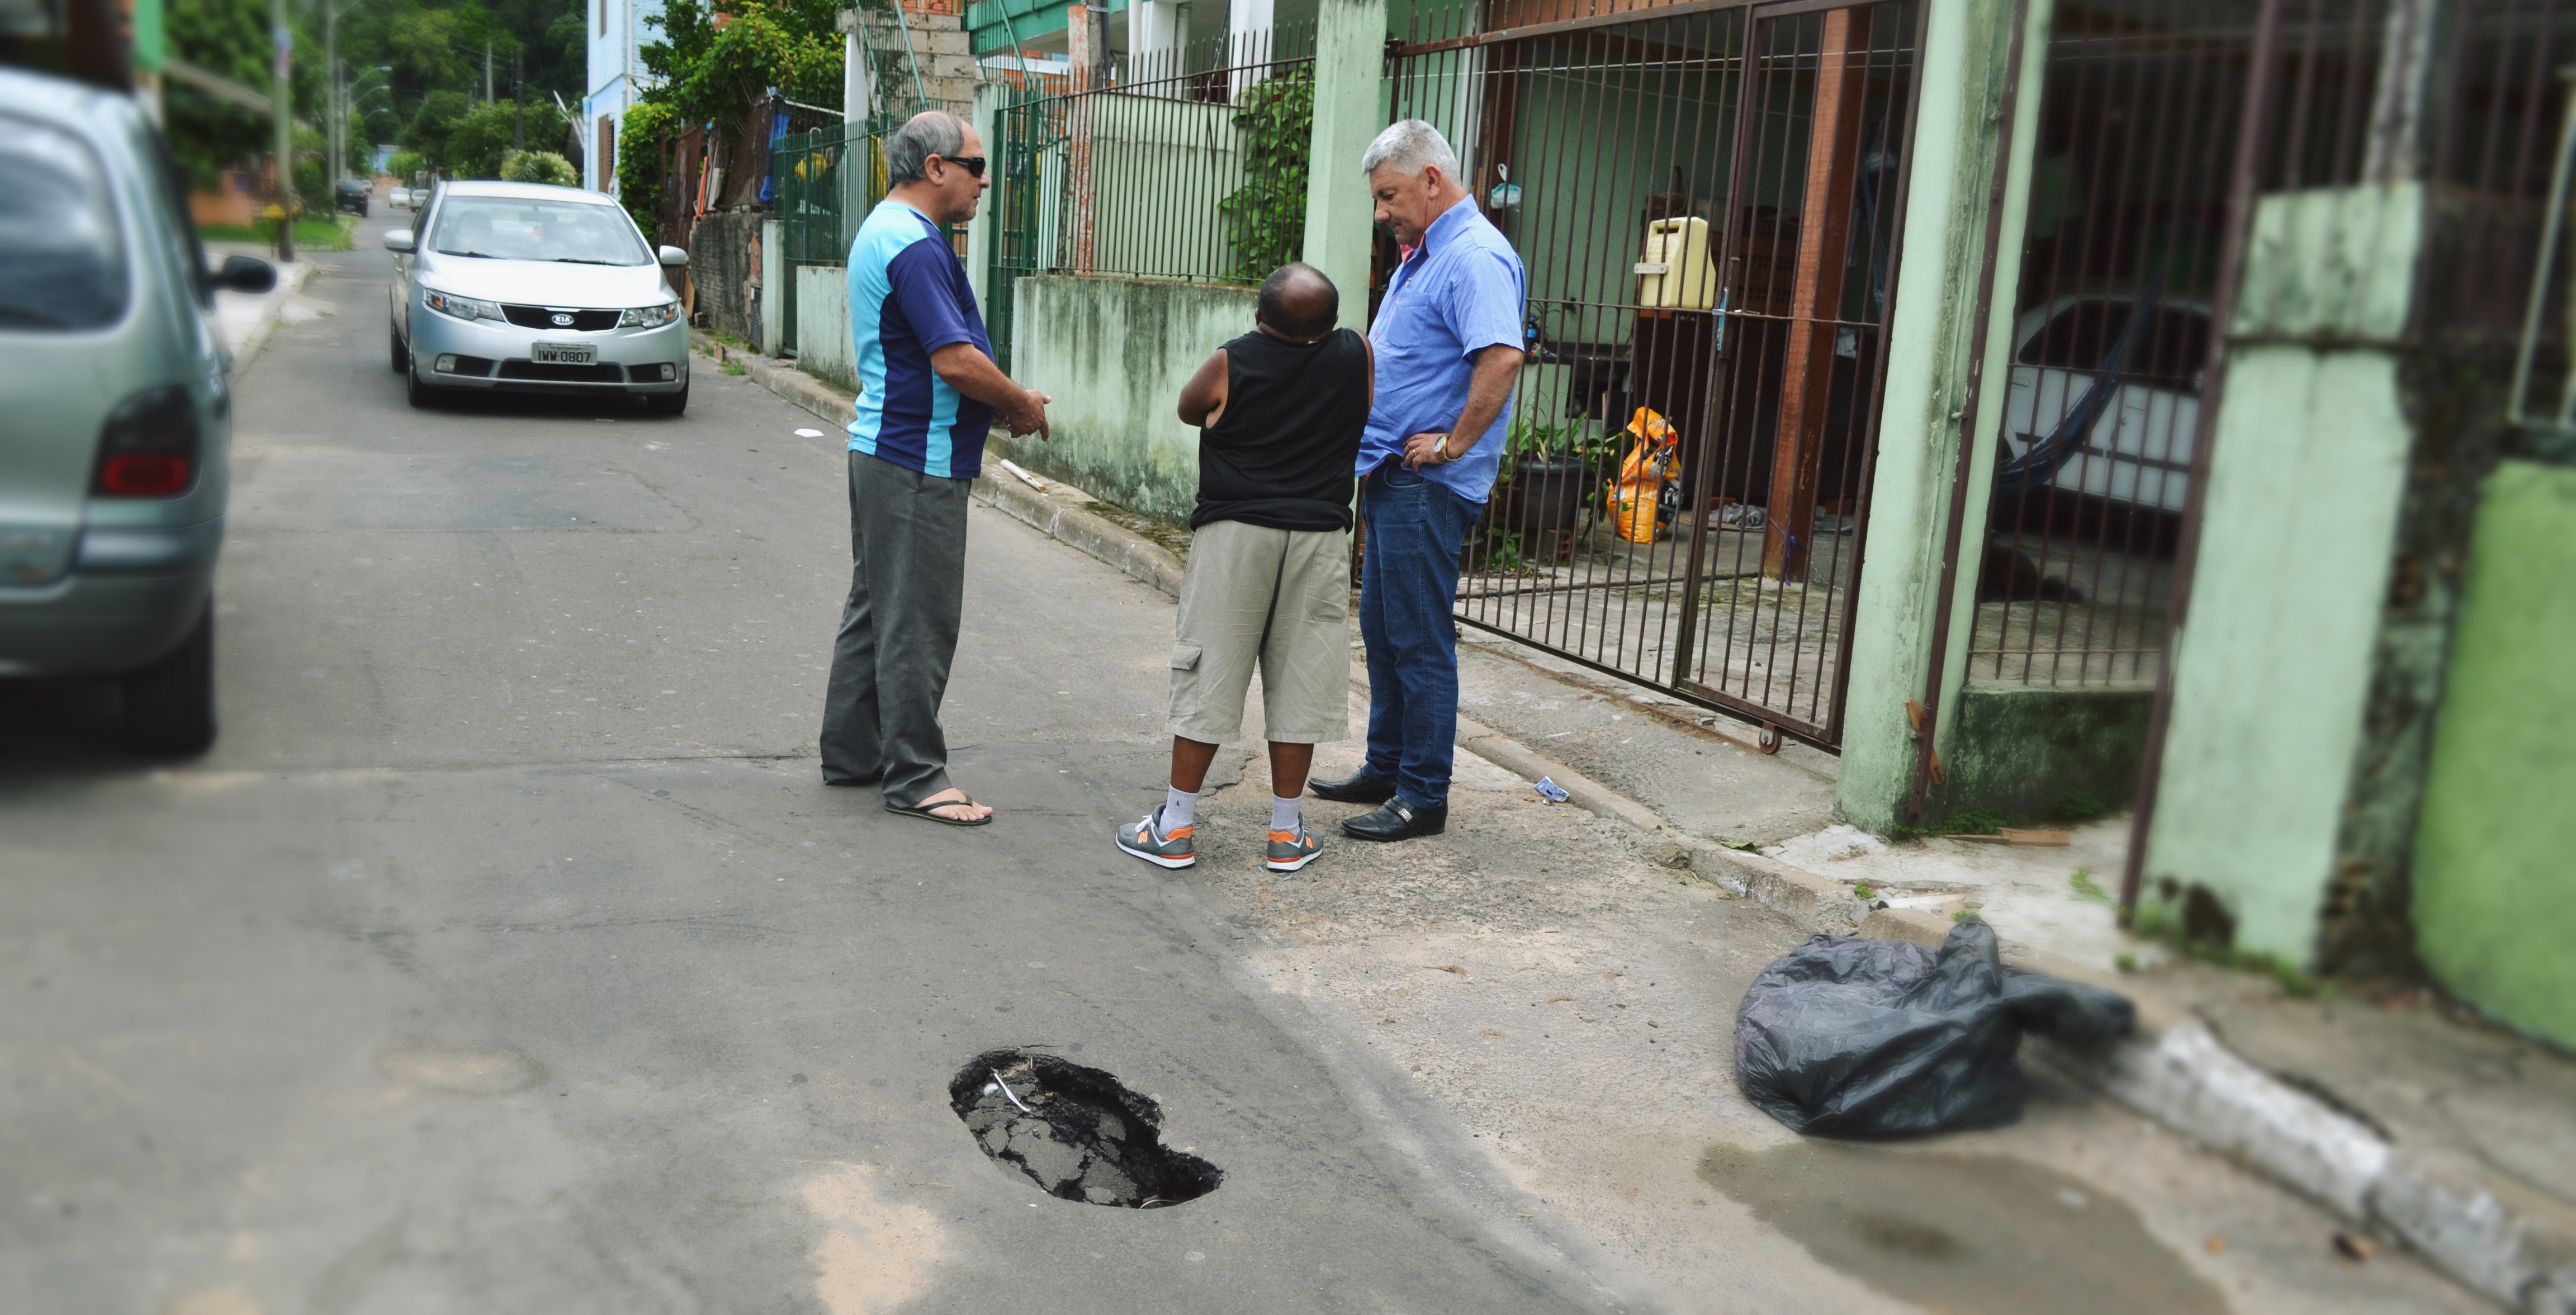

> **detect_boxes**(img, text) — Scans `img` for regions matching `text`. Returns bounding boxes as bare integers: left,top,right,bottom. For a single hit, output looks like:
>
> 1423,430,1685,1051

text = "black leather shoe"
1310,768,1399,805
1340,798,1447,841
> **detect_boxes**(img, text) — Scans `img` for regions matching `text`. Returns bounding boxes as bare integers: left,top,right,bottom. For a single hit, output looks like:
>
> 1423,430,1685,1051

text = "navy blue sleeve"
884,236,978,354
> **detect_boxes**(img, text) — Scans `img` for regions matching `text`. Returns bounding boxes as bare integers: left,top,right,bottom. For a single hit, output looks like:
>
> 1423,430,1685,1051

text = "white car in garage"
1999,293,2213,514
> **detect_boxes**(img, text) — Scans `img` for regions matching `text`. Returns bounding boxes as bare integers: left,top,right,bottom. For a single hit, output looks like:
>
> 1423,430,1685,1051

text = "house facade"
581,0,666,193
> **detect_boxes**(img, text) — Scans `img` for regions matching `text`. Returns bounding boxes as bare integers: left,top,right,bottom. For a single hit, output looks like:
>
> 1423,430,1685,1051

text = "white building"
580,0,665,193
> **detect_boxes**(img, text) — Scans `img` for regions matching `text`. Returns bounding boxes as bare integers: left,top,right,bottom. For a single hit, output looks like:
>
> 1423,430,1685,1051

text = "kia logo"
551,313,575,327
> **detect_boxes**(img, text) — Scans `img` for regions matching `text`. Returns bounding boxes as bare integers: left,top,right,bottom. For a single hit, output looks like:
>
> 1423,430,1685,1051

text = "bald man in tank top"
1112,264,1372,877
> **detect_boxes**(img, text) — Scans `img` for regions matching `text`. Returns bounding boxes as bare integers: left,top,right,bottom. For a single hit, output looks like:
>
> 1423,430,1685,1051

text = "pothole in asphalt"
1697,1141,2224,1314
948,1049,1222,1208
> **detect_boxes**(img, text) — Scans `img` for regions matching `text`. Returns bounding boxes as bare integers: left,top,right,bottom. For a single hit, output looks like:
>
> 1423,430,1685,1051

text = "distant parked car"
334,177,369,215
386,179,691,413
389,186,411,209
1999,293,2214,514
0,67,276,751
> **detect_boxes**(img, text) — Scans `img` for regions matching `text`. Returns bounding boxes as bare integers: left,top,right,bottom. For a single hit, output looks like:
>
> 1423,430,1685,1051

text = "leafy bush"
2053,789,2113,822
501,150,581,187
386,152,425,184
1218,65,1312,282
617,101,681,239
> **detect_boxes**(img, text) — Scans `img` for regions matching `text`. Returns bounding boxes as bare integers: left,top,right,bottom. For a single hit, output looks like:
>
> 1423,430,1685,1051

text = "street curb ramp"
714,332,2574,1314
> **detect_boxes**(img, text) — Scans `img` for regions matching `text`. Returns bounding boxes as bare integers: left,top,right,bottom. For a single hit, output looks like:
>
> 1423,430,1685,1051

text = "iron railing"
1393,0,1925,750
768,112,921,356
983,22,1318,373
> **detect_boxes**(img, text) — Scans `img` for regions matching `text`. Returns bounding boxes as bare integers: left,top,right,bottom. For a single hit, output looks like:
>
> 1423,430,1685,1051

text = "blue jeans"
1358,462,1485,808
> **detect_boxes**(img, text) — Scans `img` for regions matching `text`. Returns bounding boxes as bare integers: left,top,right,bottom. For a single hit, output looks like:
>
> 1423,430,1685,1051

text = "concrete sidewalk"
203,241,318,376
722,334,2570,1312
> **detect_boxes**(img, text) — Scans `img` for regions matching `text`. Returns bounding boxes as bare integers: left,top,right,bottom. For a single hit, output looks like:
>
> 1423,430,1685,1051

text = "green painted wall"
1945,684,2152,820
1836,0,2048,832
1302,0,1383,335
2412,460,2576,1049
1010,273,1258,519
2139,185,2424,964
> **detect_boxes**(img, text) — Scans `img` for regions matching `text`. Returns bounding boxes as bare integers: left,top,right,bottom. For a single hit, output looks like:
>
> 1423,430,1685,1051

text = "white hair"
1361,119,1460,181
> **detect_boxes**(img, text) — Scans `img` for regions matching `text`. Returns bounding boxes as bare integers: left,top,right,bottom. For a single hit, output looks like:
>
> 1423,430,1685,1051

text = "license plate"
532,342,596,365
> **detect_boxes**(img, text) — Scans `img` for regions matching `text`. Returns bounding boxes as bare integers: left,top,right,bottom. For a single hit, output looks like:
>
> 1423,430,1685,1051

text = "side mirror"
657,245,689,268
383,229,416,253
214,254,276,294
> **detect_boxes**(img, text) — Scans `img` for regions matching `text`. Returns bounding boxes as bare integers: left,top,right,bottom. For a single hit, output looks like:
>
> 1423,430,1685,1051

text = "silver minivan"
0,67,275,752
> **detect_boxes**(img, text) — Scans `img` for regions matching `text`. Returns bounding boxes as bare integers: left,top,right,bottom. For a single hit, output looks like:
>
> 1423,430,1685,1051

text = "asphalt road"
0,221,1603,1313
1,216,2494,1315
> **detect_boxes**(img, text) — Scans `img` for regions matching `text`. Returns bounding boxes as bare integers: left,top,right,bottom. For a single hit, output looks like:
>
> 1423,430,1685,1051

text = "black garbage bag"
1734,917,2133,1138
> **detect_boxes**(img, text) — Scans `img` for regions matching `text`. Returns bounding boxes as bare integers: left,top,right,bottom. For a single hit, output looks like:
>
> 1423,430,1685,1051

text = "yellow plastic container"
1635,216,1718,311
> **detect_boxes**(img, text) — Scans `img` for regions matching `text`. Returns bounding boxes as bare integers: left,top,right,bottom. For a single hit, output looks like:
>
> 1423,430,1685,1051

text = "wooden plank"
1763,6,1869,577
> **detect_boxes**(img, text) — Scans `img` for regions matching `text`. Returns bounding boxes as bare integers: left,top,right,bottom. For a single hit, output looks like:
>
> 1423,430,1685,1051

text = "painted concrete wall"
1835,0,2048,832
1010,273,1258,519
796,264,856,395
2411,459,2576,1048
1945,684,2152,820
2139,185,2424,963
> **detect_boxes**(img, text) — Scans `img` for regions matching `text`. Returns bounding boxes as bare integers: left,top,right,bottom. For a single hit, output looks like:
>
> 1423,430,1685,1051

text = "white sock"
1271,794,1301,834
1162,786,1199,832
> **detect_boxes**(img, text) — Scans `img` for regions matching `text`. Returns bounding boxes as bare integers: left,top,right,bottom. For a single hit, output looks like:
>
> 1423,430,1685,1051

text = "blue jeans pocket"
1376,465,1427,491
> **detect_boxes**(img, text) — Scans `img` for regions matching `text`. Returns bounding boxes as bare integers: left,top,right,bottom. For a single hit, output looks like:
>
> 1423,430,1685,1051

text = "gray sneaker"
1115,807,1197,869
1265,821,1322,874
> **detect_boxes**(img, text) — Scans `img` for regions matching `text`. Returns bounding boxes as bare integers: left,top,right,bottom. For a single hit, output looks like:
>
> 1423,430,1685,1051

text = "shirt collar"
1417,195,1479,258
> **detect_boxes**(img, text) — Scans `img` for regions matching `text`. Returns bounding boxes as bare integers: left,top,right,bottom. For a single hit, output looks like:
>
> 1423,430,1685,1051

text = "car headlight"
619,301,681,328
422,288,502,322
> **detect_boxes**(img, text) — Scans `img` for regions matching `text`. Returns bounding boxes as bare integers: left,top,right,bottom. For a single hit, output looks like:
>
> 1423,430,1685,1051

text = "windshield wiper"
0,304,78,328
438,249,500,258
548,257,621,265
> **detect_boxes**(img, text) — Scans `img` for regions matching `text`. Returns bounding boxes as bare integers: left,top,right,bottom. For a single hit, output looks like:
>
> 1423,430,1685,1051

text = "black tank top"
1194,327,1370,532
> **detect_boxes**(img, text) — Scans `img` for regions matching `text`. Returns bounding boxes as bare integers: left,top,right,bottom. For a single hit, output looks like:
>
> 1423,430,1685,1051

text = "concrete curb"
228,260,317,381
718,337,2567,1314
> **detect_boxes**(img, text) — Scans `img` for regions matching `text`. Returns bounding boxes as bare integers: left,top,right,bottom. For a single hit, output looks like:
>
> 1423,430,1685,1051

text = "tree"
400,89,470,172
637,0,843,129
501,149,579,186
445,99,566,178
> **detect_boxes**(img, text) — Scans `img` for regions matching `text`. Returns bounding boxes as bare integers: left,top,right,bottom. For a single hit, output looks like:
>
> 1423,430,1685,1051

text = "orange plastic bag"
1609,407,1680,543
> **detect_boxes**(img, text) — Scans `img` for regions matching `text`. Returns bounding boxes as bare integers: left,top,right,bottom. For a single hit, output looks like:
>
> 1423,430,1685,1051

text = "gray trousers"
820,450,970,807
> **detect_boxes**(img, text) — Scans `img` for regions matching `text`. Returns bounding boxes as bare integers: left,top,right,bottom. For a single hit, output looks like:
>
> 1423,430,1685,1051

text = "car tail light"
94,385,200,498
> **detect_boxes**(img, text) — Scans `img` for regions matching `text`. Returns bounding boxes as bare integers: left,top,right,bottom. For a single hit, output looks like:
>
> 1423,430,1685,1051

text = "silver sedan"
387,180,692,414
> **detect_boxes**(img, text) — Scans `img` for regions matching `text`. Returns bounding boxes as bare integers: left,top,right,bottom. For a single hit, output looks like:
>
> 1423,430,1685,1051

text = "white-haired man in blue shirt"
1311,120,1527,843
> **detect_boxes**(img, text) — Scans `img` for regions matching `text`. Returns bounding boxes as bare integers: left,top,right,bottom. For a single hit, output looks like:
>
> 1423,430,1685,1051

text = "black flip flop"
885,795,992,827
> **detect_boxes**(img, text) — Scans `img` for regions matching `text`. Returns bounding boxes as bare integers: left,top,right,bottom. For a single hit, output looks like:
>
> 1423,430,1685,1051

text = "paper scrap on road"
795,428,826,438
1534,777,1570,803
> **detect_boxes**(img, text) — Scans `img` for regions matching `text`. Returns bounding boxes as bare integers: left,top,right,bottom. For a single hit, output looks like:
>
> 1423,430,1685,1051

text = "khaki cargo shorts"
1166,519,1351,745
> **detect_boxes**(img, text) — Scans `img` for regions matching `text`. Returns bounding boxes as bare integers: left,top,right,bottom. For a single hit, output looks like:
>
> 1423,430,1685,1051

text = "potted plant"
1491,417,1601,541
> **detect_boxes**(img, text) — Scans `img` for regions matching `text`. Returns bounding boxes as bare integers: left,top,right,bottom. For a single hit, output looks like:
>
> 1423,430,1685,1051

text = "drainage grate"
947,1049,1222,1208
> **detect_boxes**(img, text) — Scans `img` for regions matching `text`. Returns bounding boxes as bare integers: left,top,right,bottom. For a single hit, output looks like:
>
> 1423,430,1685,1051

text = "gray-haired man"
820,110,1051,826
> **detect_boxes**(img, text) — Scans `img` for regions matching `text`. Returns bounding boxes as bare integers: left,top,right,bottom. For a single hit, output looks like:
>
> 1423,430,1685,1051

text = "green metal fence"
983,24,1316,373
768,117,904,357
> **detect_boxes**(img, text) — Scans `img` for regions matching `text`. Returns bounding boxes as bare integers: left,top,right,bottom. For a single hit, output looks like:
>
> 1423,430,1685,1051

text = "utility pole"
325,0,339,186
484,43,493,104
512,45,524,153
272,0,295,262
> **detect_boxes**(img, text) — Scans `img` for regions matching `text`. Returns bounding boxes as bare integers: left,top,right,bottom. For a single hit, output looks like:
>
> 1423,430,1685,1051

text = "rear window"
2018,301,2210,387
0,111,127,330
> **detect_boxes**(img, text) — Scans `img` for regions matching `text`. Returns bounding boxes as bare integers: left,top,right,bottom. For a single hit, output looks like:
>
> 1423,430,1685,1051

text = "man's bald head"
1256,263,1339,341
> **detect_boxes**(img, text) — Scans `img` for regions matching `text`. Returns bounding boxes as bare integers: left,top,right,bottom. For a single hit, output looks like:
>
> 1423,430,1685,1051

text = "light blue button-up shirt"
1356,198,1528,504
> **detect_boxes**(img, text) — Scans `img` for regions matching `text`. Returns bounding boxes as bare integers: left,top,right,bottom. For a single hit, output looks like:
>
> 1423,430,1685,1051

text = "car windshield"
430,195,648,265
2019,301,2210,388
0,112,127,331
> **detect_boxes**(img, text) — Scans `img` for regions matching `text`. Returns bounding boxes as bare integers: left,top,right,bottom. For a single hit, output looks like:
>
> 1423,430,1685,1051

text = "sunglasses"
936,154,987,178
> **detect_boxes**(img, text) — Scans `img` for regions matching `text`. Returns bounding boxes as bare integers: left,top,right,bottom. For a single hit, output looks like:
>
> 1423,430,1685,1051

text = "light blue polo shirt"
846,200,995,479
1356,197,1528,504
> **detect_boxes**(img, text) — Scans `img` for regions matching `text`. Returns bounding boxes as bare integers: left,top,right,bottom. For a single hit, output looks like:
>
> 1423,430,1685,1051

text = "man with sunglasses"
822,111,1052,827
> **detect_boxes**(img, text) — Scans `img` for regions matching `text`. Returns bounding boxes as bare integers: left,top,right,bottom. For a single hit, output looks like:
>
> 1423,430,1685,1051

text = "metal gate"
1387,0,1924,750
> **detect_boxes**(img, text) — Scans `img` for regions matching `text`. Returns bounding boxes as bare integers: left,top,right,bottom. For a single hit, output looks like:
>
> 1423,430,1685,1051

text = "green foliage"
1217,65,1313,283
2068,868,2111,903
2053,789,2113,822
638,0,845,129
401,90,471,169
442,100,567,179
387,151,427,183
1852,883,1875,901
1484,531,1526,573
617,101,681,238
202,217,356,250
2114,953,2139,974
501,149,580,186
